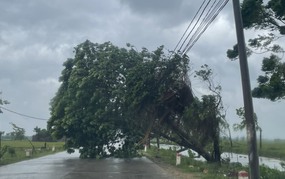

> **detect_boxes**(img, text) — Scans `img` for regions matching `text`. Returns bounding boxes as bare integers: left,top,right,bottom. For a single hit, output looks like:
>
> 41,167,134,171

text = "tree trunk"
211,111,221,163
156,136,160,149
159,131,214,162
213,135,221,162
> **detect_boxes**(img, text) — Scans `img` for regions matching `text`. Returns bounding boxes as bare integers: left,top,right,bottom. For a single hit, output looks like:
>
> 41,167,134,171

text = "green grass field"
0,140,65,165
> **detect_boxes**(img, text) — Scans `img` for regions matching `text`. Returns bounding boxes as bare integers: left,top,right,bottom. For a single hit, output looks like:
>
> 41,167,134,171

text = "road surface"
0,150,174,179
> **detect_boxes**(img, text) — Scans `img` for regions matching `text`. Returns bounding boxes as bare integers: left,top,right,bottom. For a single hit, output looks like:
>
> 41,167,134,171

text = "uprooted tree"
48,40,226,162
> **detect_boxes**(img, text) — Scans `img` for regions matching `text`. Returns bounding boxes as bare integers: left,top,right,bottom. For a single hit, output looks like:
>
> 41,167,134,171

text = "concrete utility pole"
0,131,3,149
232,0,260,178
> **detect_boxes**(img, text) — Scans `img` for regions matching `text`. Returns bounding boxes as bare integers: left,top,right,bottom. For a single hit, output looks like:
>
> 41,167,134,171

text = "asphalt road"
0,150,173,179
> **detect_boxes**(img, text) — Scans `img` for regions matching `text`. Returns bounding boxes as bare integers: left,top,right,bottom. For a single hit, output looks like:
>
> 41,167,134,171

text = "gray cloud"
120,0,184,13
120,0,201,28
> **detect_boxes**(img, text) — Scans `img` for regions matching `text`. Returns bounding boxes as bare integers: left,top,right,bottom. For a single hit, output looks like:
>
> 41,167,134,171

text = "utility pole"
0,131,3,149
232,0,260,178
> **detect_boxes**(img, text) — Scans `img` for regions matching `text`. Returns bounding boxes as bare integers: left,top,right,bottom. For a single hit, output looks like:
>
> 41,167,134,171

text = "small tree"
8,123,25,140
0,146,8,159
194,64,227,163
32,127,53,142
0,97,9,158
234,107,262,148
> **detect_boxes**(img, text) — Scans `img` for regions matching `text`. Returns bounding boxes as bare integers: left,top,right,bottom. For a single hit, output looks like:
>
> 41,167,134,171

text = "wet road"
0,150,173,179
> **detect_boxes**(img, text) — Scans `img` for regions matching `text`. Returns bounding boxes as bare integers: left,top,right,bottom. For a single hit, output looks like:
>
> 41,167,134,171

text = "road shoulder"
144,153,200,179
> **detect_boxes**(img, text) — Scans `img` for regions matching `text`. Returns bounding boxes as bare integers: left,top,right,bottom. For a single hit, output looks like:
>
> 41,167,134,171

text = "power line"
0,106,48,121
182,0,229,54
173,0,229,56
173,0,207,53
178,0,212,53
182,0,221,53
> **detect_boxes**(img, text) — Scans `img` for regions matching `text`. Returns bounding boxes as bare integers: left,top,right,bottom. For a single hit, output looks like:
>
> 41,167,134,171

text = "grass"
0,140,65,166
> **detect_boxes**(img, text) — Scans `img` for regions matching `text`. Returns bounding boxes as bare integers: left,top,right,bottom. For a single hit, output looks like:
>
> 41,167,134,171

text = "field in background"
221,139,285,161
0,140,65,165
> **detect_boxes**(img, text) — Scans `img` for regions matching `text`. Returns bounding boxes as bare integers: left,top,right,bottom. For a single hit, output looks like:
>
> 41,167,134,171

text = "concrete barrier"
25,149,32,157
176,153,181,165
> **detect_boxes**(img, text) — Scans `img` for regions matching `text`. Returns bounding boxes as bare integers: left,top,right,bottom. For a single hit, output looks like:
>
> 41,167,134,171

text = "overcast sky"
0,0,284,139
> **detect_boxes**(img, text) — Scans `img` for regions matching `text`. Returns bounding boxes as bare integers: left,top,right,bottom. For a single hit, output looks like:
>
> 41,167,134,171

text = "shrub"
8,147,16,157
260,165,285,179
0,146,8,158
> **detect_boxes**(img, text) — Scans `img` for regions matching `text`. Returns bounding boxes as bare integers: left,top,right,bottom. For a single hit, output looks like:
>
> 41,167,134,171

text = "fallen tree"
49,40,226,162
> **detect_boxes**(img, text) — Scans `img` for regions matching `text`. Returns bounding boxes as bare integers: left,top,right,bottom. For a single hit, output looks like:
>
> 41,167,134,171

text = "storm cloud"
0,0,284,139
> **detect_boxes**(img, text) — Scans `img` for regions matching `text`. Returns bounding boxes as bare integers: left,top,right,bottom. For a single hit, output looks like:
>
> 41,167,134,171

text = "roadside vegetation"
144,146,244,179
0,140,65,166
144,143,285,179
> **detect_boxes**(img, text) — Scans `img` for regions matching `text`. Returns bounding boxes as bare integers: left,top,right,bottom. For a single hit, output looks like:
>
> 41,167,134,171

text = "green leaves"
227,0,285,101
49,41,126,157
241,0,284,31
262,54,279,72
267,0,285,20
234,107,260,132
0,92,9,113
227,44,239,60
241,0,265,29
252,54,285,101
49,40,227,161
49,40,192,158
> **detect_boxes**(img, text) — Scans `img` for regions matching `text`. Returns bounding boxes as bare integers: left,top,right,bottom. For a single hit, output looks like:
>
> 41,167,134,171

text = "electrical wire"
173,0,229,56
182,0,221,54
178,0,212,53
0,106,48,121
181,0,228,54
173,0,207,54
182,0,229,54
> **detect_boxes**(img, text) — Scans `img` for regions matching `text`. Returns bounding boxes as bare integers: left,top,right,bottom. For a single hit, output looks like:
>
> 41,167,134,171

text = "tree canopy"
241,0,285,34
227,0,285,101
49,40,226,162
32,127,54,142
252,54,285,100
